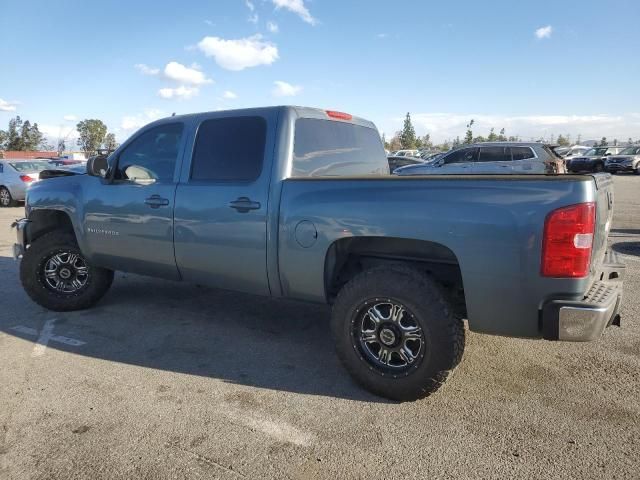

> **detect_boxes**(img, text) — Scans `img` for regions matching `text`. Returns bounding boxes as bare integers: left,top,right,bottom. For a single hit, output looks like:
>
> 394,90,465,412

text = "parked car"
562,145,591,159
566,146,624,173
13,106,623,401
394,142,566,175
604,146,640,174
389,149,420,158
387,155,424,172
0,159,51,207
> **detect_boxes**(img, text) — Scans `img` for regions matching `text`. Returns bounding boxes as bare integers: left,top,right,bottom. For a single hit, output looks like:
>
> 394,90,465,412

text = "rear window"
191,116,266,182
292,119,388,177
9,161,51,172
511,147,535,160
478,146,510,162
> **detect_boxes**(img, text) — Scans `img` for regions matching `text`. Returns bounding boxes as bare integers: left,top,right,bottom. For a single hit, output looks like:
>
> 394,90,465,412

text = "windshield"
8,161,52,172
584,147,607,157
620,146,640,155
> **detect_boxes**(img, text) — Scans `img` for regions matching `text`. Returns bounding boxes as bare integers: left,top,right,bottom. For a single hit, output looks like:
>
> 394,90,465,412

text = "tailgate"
590,173,614,272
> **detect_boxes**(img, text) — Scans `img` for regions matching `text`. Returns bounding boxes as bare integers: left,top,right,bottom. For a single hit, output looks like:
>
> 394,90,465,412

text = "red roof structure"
0,151,58,159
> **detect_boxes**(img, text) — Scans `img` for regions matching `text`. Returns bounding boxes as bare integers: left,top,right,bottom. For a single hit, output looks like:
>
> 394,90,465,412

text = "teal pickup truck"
13,106,624,401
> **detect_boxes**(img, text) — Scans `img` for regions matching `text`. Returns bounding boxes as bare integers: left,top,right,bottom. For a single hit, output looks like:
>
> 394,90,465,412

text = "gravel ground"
0,175,638,479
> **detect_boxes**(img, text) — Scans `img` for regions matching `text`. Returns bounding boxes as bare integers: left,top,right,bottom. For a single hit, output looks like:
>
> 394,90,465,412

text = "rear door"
173,112,277,296
476,146,512,173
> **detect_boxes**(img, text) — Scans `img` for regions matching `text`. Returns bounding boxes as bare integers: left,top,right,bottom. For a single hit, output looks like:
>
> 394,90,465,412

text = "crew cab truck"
13,106,624,401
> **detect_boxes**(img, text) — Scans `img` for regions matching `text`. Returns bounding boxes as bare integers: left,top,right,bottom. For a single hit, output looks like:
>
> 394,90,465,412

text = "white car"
0,159,51,207
389,149,420,158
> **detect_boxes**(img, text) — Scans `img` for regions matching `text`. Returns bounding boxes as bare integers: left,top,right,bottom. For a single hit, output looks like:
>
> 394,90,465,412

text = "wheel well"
325,237,467,318
27,210,75,244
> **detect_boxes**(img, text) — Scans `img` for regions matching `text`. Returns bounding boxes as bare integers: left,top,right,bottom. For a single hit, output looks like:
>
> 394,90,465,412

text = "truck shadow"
612,241,640,258
0,257,389,403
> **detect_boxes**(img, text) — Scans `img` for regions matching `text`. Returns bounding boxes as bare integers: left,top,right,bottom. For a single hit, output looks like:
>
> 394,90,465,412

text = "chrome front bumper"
11,218,29,260
542,250,625,341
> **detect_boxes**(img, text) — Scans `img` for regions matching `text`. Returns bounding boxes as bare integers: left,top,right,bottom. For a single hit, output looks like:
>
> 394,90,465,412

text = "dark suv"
567,146,624,173
394,142,566,175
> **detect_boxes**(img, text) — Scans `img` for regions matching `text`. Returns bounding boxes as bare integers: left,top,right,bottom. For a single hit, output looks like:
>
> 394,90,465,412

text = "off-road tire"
20,231,114,311
331,265,465,402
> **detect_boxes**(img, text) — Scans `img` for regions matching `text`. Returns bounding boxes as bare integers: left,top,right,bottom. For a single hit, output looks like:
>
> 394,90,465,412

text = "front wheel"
331,266,465,401
20,231,114,311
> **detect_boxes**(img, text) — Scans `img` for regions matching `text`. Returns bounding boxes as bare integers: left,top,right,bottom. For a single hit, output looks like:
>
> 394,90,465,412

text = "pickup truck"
12,106,624,401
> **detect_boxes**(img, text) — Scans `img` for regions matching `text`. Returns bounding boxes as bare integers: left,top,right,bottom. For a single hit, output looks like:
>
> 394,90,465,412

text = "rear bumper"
541,250,625,341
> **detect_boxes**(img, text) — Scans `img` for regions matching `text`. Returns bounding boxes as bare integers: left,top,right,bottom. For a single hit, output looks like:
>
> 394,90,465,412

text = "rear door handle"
228,197,261,213
145,195,170,208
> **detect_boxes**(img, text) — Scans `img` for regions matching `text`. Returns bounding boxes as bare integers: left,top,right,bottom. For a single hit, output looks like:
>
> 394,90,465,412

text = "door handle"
145,195,170,208
228,197,261,213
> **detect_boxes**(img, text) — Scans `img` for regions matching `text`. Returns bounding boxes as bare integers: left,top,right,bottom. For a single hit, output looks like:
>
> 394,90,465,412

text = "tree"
0,129,7,150
464,119,474,144
419,134,432,150
452,136,461,148
381,133,388,150
77,119,107,157
487,128,498,142
389,131,403,151
5,116,24,150
19,120,45,150
556,134,570,147
497,128,508,142
628,138,634,146
599,137,607,147
103,132,119,152
399,113,417,149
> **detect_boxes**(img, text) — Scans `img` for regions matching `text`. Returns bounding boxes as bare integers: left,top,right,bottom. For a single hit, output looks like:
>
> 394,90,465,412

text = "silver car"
394,142,566,175
604,146,640,174
0,159,51,207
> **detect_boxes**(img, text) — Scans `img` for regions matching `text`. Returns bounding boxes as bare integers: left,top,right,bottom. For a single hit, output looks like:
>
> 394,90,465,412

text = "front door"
173,112,276,296
83,122,186,279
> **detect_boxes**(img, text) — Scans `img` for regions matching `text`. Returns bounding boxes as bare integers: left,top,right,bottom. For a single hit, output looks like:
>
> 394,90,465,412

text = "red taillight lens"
20,175,34,183
326,110,352,121
541,202,596,278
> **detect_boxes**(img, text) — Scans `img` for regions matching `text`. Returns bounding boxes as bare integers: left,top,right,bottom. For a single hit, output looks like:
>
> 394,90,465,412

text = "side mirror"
87,155,109,177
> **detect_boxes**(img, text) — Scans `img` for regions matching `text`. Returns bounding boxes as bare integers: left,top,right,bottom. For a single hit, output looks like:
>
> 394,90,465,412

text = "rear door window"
293,119,388,177
478,146,510,162
511,147,535,160
191,116,266,182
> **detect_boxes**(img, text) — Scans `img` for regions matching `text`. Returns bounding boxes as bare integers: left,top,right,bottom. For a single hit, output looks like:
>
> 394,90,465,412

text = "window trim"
444,147,478,164
111,121,185,184
188,115,267,184
477,146,511,163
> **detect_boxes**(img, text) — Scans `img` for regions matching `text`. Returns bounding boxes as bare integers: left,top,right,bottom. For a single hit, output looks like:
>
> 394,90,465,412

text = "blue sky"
1,0,639,145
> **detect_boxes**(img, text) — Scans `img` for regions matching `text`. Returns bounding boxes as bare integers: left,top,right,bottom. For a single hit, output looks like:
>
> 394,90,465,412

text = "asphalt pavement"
0,175,638,479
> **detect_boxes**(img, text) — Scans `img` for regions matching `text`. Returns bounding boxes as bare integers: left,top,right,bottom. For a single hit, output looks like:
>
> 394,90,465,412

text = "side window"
0,163,3,173
191,116,266,182
478,146,510,162
511,147,535,161
444,148,477,164
116,123,184,182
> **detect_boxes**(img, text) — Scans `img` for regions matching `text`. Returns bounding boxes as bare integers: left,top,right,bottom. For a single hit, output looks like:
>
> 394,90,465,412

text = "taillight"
326,110,352,121
541,202,596,278
20,175,34,183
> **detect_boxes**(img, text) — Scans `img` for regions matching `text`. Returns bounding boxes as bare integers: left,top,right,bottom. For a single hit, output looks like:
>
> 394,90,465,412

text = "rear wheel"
20,231,114,311
331,265,465,401
0,187,17,207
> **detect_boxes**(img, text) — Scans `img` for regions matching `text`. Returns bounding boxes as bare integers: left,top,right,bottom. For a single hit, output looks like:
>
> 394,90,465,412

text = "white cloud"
63,114,77,121
121,109,165,131
197,35,279,71
158,86,199,100
535,25,553,39
272,80,302,97
0,98,19,112
135,63,160,75
222,90,238,99
248,13,259,24
376,33,388,38
272,0,317,25
245,0,255,11
204,19,214,26
267,21,279,33
163,61,212,86
392,112,640,143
